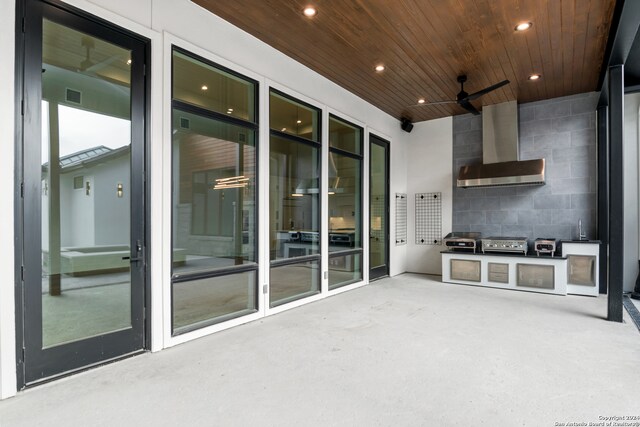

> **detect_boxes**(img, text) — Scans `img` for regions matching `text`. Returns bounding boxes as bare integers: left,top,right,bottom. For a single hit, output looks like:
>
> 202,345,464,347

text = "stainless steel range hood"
457,158,546,188
456,101,546,188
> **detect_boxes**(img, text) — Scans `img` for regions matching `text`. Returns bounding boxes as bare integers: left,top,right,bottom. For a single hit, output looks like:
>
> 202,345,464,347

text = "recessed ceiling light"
228,108,234,112
515,22,533,31
528,74,541,81
375,64,385,72
201,85,208,91
303,6,317,17
417,98,425,104
126,59,132,65
296,120,302,124
281,127,287,132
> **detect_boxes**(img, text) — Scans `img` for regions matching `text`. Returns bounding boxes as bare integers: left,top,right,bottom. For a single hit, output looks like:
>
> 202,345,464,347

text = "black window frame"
268,88,323,307
268,88,323,268
170,45,260,335
327,114,364,289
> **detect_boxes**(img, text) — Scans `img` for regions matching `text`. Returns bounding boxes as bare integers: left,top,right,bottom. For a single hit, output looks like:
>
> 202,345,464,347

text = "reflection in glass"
269,135,320,261
270,260,320,307
328,115,363,289
329,116,361,155
269,92,319,142
370,142,387,270
173,50,255,123
41,19,133,347
172,110,257,275
171,49,259,333
173,271,257,332
329,153,361,251
329,253,362,290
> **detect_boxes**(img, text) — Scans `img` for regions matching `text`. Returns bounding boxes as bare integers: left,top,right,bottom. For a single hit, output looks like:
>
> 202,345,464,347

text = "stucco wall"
406,117,453,275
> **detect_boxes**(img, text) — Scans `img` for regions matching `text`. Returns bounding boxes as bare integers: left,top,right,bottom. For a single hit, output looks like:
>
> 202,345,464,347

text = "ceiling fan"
413,75,510,115
78,36,124,74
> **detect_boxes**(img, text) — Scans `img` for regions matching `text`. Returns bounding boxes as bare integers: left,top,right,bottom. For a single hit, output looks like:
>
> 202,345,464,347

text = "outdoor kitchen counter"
440,250,567,258
441,243,600,297
559,239,602,244
441,250,569,296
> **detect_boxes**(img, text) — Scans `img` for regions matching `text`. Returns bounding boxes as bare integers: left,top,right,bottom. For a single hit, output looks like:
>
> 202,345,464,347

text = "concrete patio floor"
1,273,639,426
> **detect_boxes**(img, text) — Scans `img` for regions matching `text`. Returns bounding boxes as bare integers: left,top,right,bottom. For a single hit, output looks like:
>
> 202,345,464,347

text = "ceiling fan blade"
459,100,480,115
84,54,124,74
409,100,457,107
465,80,510,101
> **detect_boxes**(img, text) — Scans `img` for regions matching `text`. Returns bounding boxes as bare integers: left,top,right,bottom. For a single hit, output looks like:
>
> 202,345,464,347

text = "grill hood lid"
456,100,546,188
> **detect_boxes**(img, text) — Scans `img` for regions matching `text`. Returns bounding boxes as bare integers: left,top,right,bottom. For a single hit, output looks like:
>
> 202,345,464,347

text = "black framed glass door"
369,134,389,280
20,0,148,385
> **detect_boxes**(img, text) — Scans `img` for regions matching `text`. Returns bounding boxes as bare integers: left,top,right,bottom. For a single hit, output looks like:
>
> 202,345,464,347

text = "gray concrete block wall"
452,92,598,240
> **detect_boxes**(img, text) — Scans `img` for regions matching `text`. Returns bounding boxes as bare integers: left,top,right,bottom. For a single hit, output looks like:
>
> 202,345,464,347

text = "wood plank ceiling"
193,0,616,123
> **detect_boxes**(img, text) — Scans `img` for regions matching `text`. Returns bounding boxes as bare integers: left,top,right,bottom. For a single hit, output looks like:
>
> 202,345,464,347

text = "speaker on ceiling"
400,117,413,133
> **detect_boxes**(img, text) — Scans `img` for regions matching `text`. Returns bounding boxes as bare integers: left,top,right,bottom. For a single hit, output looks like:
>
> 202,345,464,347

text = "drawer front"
488,262,509,283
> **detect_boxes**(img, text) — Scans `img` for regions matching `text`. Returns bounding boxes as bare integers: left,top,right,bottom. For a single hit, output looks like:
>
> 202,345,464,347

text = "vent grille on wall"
415,192,442,245
65,88,82,104
395,193,407,245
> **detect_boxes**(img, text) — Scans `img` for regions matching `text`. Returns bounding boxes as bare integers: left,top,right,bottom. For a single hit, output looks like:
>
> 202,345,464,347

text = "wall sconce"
371,217,382,231
85,181,91,196
117,183,123,198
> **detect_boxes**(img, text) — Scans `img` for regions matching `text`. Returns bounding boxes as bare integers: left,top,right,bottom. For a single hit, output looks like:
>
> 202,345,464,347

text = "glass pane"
172,109,257,275
329,252,362,290
329,152,361,251
329,116,362,155
173,50,255,122
41,19,132,348
270,259,320,307
269,91,319,142
173,270,258,332
370,142,387,270
269,135,320,261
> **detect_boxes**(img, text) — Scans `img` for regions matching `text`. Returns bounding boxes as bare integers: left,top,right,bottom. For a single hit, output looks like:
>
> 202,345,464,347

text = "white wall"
60,174,95,247
93,157,130,246
0,0,16,400
405,117,453,275
390,127,409,276
624,93,640,292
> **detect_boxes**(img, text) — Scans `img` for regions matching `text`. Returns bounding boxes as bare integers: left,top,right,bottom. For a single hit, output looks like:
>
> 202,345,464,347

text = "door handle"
122,240,144,263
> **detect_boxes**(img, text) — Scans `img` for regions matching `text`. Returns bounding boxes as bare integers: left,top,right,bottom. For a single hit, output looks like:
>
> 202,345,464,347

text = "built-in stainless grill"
443,232,481,252
534,238,558,256
300,231,319,243
481,237,528,255
329,229,356,246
